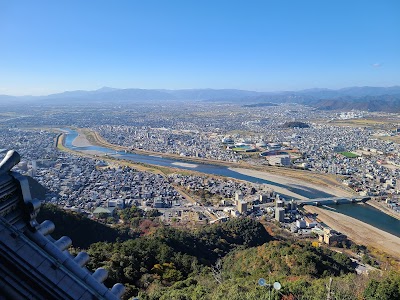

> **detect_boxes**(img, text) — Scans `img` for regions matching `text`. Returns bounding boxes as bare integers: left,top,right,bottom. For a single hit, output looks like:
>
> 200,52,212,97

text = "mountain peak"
95,86,118,92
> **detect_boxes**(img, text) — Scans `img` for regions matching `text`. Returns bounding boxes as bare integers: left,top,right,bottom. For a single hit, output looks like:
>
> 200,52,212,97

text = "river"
63,129,332,199
62,129,400,237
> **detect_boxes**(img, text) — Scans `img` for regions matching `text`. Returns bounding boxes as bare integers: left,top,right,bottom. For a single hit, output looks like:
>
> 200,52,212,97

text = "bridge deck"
298,197,366,206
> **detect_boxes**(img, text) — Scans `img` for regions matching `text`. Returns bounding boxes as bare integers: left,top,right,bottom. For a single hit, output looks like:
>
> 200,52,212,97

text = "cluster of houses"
167,173,273,202
34,155,185,215
384,198,400,214
90,104,400,201
0,128,58,162
95,124,243,162
271,199,348,245
0,128,185,218
2,103,398,240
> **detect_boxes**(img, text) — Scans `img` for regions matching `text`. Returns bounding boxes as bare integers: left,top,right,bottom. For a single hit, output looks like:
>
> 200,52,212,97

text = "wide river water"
63,129,400,237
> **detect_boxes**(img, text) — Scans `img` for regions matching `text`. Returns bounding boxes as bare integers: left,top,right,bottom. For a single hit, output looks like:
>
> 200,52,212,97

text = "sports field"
339,151,359,158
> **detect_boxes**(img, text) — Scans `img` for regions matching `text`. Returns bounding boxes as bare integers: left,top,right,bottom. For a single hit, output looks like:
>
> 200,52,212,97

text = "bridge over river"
297,197,370,206
61,129,400,237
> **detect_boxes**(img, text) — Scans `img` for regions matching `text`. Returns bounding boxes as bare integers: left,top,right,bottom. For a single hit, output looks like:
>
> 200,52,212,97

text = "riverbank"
71,129,92,147
230,167,354,199
63,132,310,200
57,132,170,175
75,128,356,195
71,129,345,199
368,199,400,221
304,205,400,259
84,129,242,168
58,133,103,156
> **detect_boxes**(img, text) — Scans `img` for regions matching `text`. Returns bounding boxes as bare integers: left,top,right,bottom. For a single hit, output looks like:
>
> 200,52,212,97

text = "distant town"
1,100,399,259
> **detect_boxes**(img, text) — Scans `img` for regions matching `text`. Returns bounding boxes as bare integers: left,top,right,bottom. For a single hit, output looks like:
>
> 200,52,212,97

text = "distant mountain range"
2,86,400,112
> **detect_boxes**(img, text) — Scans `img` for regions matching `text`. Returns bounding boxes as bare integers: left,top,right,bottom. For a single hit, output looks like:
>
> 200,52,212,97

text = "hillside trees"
86,218,272,298
364,272,400,300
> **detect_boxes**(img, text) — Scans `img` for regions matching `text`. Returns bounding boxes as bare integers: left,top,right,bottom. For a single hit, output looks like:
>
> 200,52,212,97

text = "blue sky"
0,0,399,95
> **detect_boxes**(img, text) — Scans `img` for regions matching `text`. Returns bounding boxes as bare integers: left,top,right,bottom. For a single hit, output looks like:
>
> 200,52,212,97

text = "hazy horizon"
2,84,400,97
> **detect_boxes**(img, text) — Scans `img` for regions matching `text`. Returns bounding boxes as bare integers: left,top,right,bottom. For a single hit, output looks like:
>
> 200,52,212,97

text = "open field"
328,118,389,127
339,151,359,158
304,205,400,261
375,135,400,144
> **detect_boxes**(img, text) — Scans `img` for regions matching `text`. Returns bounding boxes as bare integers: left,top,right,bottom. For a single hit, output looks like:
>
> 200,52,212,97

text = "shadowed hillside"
37,204,130,248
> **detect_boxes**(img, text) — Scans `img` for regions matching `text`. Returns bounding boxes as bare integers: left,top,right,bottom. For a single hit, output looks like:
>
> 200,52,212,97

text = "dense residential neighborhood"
1,102,400,219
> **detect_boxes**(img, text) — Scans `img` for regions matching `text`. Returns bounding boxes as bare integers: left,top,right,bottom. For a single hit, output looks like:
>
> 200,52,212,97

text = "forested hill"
36,205,400,300
302,94,400,112
37,204,131,248
88,234,400,300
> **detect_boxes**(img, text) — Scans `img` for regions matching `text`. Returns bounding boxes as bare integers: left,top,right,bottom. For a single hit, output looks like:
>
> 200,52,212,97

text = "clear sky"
0,0,399,95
